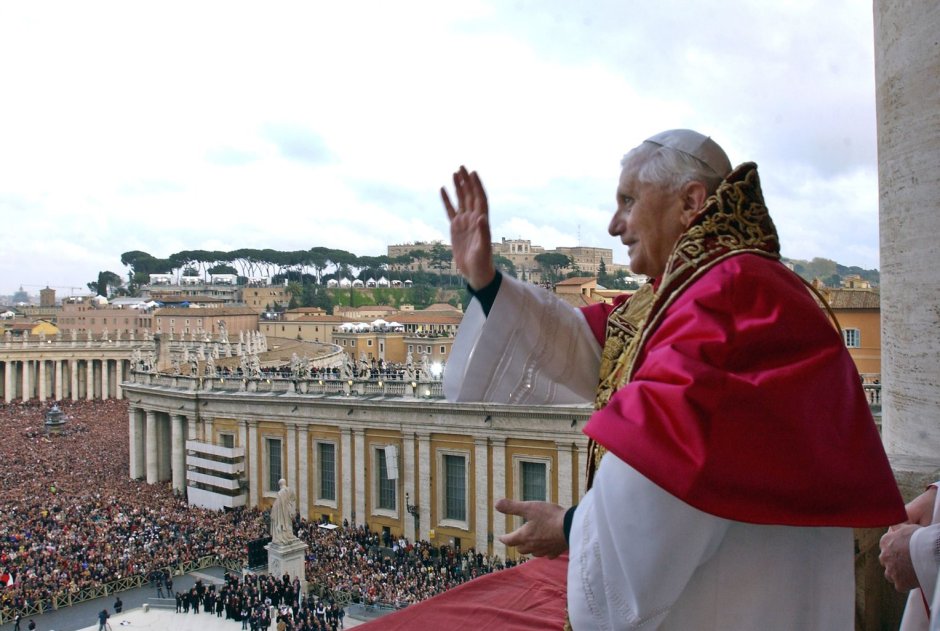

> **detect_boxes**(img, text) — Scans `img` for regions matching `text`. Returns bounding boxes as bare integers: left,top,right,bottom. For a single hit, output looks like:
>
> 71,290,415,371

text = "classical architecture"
123,371,590,560
0,331,151,402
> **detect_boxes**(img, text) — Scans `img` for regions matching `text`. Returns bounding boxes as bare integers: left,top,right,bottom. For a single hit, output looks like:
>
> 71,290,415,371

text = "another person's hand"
879,523,921,592
905,486,937,526
441,166,496,290
495,498,568,559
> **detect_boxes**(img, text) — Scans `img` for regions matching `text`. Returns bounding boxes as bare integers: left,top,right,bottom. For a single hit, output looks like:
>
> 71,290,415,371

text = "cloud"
262,123,334,165
0,0,883,296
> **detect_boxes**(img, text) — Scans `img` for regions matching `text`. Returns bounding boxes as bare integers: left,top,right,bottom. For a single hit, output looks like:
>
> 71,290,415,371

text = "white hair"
621,142,725,195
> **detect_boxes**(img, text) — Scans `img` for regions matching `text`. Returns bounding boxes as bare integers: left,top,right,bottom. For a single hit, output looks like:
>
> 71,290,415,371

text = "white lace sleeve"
443,274,601,405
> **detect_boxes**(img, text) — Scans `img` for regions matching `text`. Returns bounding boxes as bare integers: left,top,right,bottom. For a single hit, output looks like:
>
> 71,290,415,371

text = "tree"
493,255,517,278
88,271,124,297
534,252,572,284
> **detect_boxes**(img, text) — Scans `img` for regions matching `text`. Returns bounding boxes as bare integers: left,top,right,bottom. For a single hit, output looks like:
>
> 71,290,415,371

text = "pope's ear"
679,181,708,227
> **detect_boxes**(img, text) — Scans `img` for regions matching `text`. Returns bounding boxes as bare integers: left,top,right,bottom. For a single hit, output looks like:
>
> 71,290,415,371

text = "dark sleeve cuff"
467,270,503,317
563,504,577,545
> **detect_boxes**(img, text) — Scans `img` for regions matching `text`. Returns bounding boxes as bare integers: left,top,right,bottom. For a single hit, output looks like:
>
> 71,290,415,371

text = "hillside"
783,257,880,287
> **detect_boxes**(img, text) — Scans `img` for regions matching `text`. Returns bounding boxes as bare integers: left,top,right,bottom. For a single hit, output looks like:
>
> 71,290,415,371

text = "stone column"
128,407,145,479
491,437,507,559
876,0,940,479
37,359,46,402
556,440,574,509
341,427,353,525
171,414,186,493
4,361,12,404
403,432,417,541
353,428,365,525
204,417,214,442
157,413,171,481
54,360,63,400
21,360,31,402
85,359,94,400
101,359,110,399
145,410,158,484
247,420,259,508
474,436,489,553
286,424,298,497
871,7,940,628
188,416,197,441
114,359,124,399
298,425,309,520
417,432,431,543
70,360,79,401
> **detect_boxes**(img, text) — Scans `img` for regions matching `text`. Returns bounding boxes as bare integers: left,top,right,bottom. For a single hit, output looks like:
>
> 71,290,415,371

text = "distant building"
815,277,881,377
152,307,259,337
58,297,154,337
260,315,346,345
39,287,56,308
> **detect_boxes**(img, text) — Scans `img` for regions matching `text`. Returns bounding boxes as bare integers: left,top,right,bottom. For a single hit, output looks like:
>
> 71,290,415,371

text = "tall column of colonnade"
875,1,940,482
849,5,940,628
0,357,130,403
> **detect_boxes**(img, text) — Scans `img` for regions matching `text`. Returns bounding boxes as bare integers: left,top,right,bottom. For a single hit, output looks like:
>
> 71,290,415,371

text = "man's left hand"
880,523,921,592
495,499,568,559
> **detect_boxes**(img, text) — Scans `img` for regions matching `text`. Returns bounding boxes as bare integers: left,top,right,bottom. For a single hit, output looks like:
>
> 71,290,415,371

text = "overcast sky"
0,0,881,297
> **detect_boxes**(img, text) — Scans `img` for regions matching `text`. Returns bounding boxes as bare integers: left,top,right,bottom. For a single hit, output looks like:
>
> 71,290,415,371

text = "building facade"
124,374,590,559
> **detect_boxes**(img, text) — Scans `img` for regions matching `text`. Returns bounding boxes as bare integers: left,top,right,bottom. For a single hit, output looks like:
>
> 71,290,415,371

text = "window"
220,433,235,448
440,345,446,354
843,328,861,348
267,438,282,492
367,340,372,346
521,461,547,502
443,454,467,521
376,448,396,510
318,442,336,502
408,345,413,353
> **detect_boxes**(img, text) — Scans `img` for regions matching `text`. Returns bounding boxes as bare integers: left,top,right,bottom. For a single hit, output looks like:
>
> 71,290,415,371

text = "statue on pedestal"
270,479,298,545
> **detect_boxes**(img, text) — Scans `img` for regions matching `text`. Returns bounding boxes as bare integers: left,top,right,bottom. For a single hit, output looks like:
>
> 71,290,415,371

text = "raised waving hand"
441,166,496,290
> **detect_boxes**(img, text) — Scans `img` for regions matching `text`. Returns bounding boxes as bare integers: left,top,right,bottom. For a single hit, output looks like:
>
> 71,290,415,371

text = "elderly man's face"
608,166,688,279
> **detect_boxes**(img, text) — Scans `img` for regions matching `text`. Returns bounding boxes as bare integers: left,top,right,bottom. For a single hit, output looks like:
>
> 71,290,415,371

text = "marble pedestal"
266,538,309,595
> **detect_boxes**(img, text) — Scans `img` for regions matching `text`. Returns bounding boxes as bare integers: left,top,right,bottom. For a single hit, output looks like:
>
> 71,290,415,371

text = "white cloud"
0,0,882,296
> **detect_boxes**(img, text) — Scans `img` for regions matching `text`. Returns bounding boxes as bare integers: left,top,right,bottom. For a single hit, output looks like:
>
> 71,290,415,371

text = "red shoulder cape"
582,255,904,527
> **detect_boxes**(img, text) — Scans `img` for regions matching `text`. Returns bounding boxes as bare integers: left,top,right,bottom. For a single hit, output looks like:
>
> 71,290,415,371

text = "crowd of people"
0,399,268,619
0,399,521,626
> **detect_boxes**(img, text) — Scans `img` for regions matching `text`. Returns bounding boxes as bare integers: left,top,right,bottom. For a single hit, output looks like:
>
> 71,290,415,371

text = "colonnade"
126,383,589,560
0,357,130,402
128,406,189,491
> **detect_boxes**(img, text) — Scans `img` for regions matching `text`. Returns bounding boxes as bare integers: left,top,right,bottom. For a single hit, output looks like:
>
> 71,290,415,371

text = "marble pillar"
248,420,259,507
353,428,365,525
145,410,158,484
286,424,298,497
298,425,309,520
101,359,109,399
85,359,94,400
129,407,145,479
37,360,46,402
4,361,12,403
171,414,185,493
403,433,417,541
418,432,431,543
22,360,31,402
474,437,489,553
70,360,78,401
341,427,353,525
54,360,63,400
491,437,507,559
